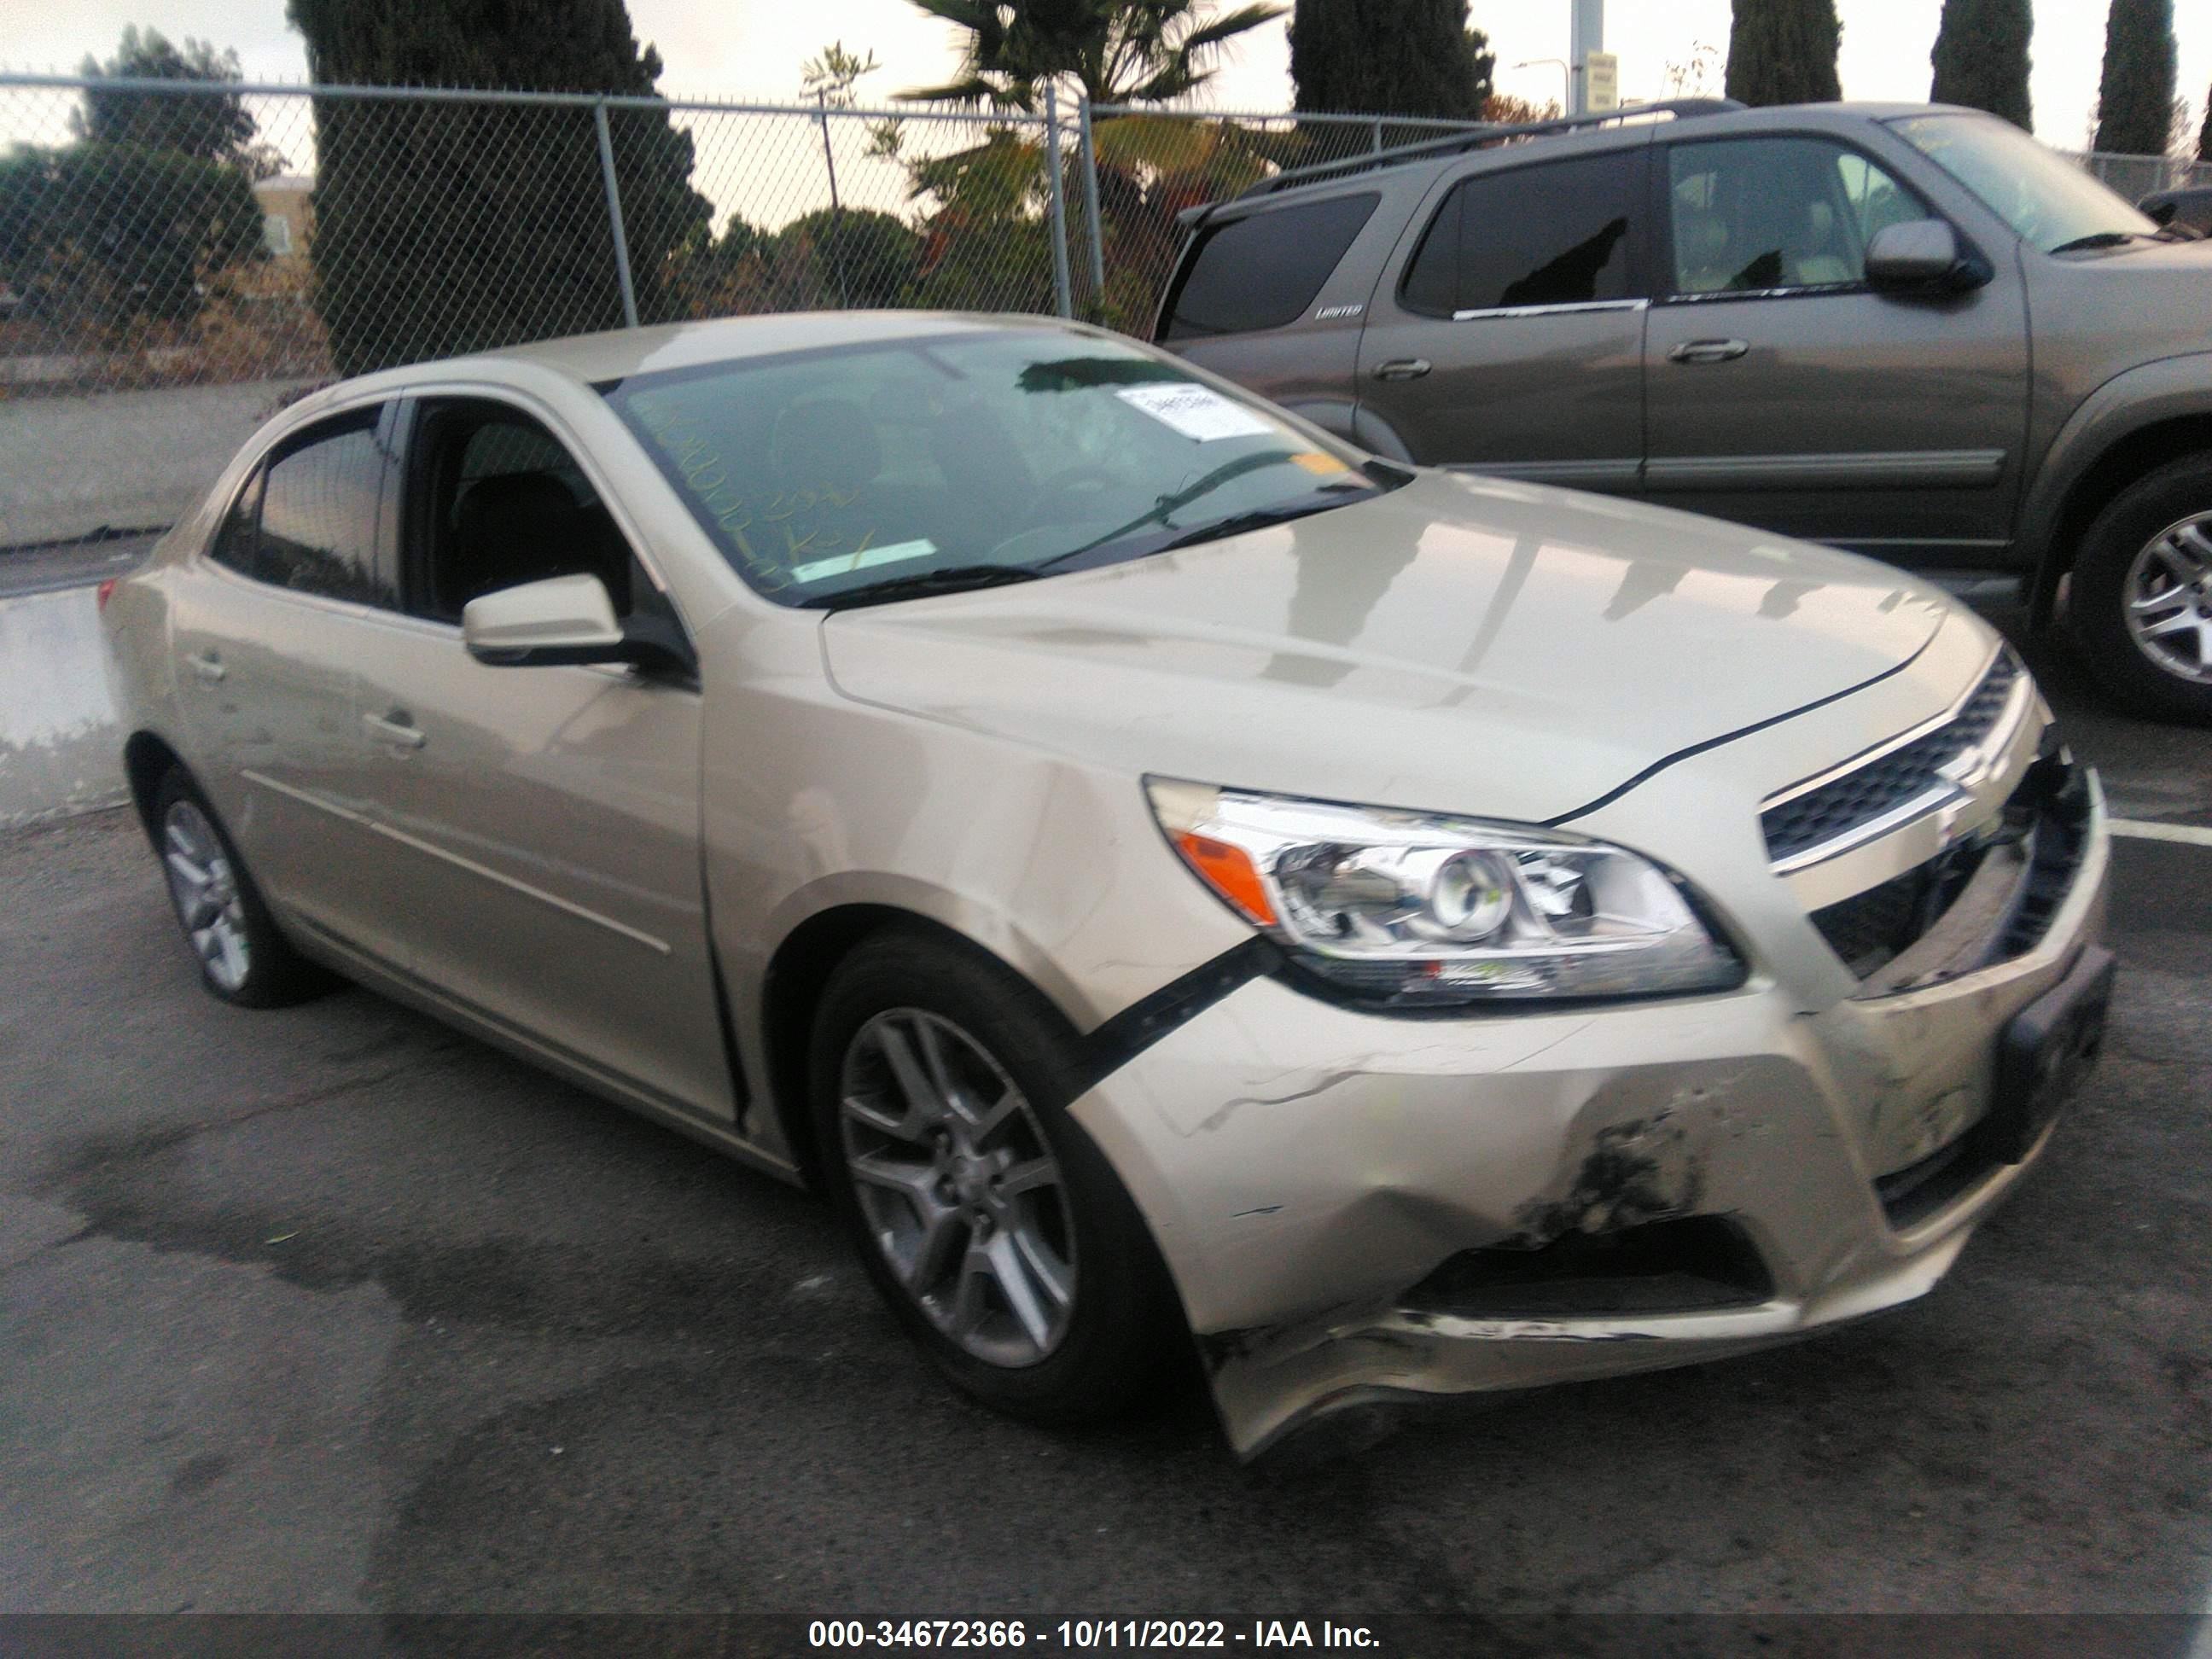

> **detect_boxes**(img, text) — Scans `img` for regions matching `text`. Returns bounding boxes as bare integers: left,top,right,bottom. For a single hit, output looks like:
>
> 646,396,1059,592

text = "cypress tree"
287,0,710,375
2199,84,2210,161
1289,0,1495,121
1930,0,2033,131
2092,0,2176,156
1724,0,1842,108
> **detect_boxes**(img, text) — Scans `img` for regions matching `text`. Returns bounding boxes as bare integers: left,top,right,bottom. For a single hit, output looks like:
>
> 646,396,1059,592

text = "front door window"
1666,137,1924,297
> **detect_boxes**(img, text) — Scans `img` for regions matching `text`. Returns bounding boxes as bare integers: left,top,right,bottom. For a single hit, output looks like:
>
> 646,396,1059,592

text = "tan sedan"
104,313,2114,1455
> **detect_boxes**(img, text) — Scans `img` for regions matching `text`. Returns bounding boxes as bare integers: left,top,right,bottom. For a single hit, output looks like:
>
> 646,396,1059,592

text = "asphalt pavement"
2,604,2208,1631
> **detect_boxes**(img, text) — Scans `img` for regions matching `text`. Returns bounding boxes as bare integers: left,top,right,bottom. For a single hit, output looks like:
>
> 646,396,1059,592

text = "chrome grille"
1761,649,2022,867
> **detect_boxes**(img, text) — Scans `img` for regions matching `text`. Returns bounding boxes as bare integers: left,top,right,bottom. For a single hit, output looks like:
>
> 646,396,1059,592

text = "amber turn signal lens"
1173,830,1278,927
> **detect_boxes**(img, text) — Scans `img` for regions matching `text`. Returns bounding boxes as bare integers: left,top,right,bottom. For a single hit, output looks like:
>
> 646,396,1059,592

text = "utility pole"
1568,0,1604,115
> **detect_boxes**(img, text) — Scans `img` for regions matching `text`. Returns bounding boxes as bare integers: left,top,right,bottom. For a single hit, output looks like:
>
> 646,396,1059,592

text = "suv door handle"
363,710,426,750
1373,358,1432,381
1667,338,1749,364
186,651,225,683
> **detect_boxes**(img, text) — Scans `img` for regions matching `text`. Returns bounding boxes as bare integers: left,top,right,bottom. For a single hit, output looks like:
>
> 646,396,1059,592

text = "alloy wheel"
162,800,251,992
2124,512,2212,685
837,1009,1076,1368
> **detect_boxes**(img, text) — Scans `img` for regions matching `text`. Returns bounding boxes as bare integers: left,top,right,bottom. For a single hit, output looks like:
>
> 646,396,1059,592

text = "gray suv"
1158,101,2212,722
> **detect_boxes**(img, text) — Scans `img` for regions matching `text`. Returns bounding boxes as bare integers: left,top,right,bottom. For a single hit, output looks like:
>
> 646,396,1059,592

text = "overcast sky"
7,1,2209,156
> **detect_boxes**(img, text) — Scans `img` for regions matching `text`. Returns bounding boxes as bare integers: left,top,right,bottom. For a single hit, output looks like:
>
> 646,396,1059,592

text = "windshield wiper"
2048,230,2144,253
797,563,1039,610
1031,467,1379,579
1151,491,1374,553
1025,450,1304,573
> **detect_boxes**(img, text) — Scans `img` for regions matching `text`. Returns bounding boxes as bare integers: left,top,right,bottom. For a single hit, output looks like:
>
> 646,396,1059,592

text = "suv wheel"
152,768,338,1007
808,928,1179,1424
2069,455,2212,723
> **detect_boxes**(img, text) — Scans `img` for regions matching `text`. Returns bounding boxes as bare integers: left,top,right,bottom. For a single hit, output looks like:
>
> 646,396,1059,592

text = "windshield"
601,327,1388,608
1889,113,2158,253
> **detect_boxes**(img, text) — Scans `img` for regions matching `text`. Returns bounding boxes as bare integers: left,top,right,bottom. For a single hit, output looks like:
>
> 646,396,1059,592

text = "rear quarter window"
1161,192,1380,341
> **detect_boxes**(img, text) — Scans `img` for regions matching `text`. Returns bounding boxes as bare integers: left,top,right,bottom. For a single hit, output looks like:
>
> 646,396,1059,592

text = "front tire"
808,928,1180,1425
151,768,337,1008
2067,455,2212,723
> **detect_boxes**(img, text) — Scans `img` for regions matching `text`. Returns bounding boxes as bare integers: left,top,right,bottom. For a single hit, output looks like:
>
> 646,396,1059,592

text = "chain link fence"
3,68,2207,544
2069,148,2212,204
0,73,1500,541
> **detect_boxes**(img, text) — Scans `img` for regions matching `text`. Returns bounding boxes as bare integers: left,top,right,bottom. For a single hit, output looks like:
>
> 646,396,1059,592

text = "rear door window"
252,410,395,607
1400,149,1646,317
1162,191,1380,340
207,469,265,579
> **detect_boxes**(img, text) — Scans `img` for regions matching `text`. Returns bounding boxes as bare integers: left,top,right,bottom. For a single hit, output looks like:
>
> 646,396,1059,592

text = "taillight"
96,579,119,611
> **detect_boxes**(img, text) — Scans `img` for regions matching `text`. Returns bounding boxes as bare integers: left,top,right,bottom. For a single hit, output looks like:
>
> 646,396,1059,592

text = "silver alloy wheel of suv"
161,797,252,993
2125,511,2212,684
837,1008,1077,1367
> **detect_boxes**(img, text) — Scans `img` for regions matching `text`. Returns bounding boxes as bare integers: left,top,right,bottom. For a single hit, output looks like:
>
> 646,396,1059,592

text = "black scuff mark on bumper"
1509,1113,1708,1246
1196,1068,1361,1132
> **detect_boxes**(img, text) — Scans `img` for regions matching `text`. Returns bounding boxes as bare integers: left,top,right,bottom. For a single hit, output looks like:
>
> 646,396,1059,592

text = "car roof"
317,310,1086,404
1213,101,1987,221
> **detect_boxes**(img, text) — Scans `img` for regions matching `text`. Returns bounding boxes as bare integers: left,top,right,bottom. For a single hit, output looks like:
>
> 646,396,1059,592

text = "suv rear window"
1400,150,1644,316
1161,192,1379,341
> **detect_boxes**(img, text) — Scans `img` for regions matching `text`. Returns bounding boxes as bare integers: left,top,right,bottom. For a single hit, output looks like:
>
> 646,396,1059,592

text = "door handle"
1667,338,1749,364
363,710,426,750
187,651,225,684
1373,358,1432,381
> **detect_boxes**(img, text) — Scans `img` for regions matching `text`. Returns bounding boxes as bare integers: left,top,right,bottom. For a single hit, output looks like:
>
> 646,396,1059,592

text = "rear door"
1355,142,1651,492
346,393,732,1121
170,405,399,945
1158,189,1387,444
1642,132,2030,559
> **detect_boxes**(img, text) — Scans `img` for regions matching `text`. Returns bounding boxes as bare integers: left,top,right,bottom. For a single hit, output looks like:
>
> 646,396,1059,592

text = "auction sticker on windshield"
1115,383,1276,442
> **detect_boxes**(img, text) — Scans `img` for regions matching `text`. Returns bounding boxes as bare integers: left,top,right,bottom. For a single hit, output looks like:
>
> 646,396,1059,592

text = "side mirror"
1865,218,1989,296
462,573,688,676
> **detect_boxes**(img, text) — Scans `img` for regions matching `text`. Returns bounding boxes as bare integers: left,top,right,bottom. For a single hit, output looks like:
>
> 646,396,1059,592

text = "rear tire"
151,767,338,1008
808,928,1180,1426
2067,455,2212,724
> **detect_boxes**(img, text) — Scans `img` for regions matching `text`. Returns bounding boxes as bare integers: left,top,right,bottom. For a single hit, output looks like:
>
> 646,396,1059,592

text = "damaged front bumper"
1068,776,2111,1458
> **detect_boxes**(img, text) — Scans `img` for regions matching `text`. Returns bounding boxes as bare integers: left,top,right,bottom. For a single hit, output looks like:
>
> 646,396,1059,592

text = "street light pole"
1513,58,1570,115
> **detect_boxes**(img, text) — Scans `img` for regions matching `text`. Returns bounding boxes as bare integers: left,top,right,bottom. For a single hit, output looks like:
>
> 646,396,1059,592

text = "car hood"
2029,238,2212,373
820,472,1953,825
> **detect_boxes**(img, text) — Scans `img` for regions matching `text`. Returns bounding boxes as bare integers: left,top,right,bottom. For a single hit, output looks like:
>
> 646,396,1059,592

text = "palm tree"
899,1,1287,111
893,2,1289,331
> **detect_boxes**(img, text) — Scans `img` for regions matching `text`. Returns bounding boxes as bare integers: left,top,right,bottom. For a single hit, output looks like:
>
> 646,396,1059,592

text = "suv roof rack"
1180,97,1745,227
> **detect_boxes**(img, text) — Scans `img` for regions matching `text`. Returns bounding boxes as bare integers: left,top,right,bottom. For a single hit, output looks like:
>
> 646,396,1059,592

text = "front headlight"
1148,779,1745,1007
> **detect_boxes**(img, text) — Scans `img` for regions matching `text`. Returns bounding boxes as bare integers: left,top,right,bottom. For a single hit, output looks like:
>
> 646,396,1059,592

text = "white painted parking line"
2110,817,2212,848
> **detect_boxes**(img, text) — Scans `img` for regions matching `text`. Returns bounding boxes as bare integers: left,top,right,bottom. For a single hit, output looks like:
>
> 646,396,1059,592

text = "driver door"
346,394,734,1121
1642,133,2030,560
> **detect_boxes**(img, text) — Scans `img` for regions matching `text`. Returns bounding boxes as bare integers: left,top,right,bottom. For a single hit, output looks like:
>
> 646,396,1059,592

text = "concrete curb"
0,378,308,547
